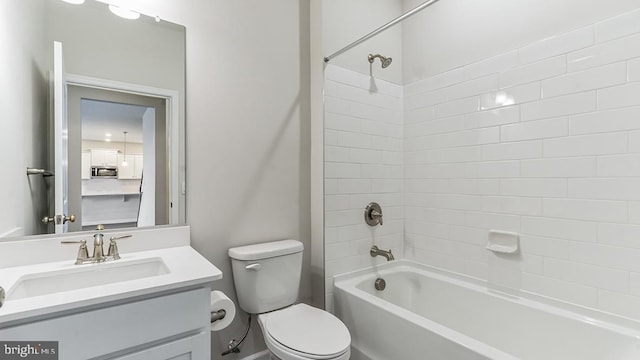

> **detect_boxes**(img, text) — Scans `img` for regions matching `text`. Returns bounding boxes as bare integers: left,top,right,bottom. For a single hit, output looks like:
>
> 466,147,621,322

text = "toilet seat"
258,303,351,360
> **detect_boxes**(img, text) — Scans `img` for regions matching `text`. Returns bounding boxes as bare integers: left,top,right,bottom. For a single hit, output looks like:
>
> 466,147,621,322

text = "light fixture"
108,4,140,20
121,131,129,167
60,0,85,4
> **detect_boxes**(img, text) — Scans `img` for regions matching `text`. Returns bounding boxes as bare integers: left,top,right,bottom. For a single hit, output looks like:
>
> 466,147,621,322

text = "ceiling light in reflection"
108,4,140,20
60,0,85,4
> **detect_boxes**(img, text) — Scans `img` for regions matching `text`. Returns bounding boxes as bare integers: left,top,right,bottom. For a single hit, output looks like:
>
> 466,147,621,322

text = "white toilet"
229,240,351,360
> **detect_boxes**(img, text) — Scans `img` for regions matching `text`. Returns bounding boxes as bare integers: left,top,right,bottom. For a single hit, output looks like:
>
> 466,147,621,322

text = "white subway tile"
325,210,361,227
482,196,542,216
521,157,597,177
480,82,542,110
629,58,640,82
325,146,350,162
325,129,338,145
449,179,499,195
521,216,597,242
501,117,568,142
488,254,522,290
337,225,370,242
570,106,640,135
500,178,567,198
461,50,519,82
543,132,628,157
598,154,640,176
405,106,435,124
325,179,338,195
465,106,520,129
520,235,570,258
542,62,626,98
631,130,640,152
568,33,640,72
449,226,487,245
463,212,521,232
444,74,499,101
325,241,351,261
434,97,479,118
630,273,640,297
522,273,598,308
521,91,597,121
596,8,640,43
432,194,484,211
629,202,640,225
472,160,520,178
598,223,640,249
569,178,640,200
337,179,371,194
371,179,403,193
543,258,629,293
405,88,449,110
499,56,566,88
543,198,627,222
325,112,360,132
481,140,542,160
598,290,640,320
324,163,360,179
598,82,640,110
521,254,545,275
337,131,371,148
519,26,594,65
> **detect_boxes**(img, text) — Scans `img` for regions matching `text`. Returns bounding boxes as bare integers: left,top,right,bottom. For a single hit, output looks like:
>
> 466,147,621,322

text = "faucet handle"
61,239,90,265
107,235,132,260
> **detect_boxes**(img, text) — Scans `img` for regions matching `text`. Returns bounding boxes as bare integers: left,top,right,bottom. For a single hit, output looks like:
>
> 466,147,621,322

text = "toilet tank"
228,240,304,314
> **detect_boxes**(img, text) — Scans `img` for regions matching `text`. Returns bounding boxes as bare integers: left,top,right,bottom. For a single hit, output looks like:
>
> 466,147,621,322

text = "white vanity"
0,225,221,360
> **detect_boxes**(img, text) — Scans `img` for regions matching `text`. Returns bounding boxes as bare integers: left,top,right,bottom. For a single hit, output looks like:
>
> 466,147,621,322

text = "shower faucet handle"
364,202,383,226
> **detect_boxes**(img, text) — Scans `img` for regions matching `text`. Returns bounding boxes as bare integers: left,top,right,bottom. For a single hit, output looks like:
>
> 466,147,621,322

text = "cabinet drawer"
0,288,210,360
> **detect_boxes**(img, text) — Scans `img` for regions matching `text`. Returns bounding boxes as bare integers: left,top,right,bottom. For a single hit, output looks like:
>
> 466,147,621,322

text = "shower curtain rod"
324,0,440,63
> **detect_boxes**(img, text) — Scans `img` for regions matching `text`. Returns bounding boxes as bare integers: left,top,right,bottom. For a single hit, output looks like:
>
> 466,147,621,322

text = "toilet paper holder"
211,309,227,323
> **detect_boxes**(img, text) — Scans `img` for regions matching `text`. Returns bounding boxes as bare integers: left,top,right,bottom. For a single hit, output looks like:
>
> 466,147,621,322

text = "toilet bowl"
228,240,351,360
258,304,350,360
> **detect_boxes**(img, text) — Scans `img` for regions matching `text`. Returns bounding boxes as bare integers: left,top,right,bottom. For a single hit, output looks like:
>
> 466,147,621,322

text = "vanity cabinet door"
113,331,208,360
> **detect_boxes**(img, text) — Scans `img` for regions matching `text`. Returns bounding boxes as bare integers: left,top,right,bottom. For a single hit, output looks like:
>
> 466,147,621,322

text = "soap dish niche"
486,230,519,254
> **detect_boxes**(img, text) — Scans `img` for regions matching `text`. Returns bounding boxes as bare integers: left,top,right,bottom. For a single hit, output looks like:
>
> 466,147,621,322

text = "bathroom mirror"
0,0,186,239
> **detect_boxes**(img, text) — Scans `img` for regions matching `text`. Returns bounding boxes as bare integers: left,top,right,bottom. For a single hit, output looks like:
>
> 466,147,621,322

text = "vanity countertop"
0,226,222,326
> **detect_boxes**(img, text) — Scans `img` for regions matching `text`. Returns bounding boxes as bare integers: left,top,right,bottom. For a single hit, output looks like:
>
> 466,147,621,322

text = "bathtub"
333,260,640,360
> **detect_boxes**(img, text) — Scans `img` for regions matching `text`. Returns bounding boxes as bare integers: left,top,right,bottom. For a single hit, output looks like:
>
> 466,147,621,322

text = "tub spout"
370,245,394,261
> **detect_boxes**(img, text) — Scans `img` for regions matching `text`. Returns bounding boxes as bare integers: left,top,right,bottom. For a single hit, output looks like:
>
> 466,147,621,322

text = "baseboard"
239,349,270,360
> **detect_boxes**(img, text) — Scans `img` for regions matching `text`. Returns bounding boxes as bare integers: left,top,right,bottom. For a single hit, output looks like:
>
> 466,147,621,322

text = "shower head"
368,54,392,68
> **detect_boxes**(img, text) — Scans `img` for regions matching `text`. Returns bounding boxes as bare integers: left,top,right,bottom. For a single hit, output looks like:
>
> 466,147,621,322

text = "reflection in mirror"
0,0,186,240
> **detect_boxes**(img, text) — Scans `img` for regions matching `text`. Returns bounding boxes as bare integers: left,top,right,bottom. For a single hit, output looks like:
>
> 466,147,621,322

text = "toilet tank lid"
228,240,303,261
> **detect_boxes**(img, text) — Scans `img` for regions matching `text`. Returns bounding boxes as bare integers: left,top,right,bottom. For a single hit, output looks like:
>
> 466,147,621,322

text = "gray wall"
0,0,49,238
111,0,313,358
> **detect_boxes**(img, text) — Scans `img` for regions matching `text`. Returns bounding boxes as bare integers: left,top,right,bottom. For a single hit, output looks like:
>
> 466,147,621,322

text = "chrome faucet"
61,224,132,265
370,245,395,261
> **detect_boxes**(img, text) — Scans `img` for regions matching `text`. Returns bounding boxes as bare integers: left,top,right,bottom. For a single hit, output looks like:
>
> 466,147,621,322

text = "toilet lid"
263,303,350,357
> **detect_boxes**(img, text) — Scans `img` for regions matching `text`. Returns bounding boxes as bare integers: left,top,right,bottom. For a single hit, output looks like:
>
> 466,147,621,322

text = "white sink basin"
7,257,169,300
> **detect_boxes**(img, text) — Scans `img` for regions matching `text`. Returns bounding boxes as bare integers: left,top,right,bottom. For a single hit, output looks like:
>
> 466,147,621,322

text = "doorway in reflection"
68,86,168,231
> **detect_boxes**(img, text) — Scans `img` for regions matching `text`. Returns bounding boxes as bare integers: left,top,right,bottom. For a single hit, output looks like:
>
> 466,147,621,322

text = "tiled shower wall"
324,65,404,309
404,8,640,320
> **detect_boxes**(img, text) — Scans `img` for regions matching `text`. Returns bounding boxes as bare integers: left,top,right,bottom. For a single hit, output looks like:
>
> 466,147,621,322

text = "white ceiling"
81,99,150,143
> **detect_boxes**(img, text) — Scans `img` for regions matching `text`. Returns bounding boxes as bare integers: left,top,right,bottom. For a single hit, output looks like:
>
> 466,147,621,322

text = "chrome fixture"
42,214,76,225
368,54,392,68
324,0,440,63
61,225,132,265
0,286,5,308
364,202,383,226
26,167,54,177
370,245,395,261
374,278,386,291
211,309,227,323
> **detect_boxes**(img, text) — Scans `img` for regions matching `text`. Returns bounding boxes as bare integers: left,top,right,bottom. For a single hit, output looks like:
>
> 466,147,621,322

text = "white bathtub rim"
333,259,640,340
